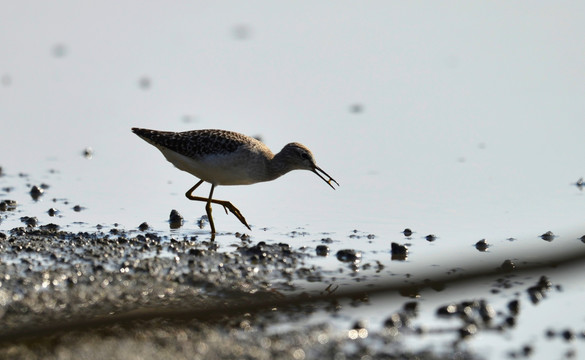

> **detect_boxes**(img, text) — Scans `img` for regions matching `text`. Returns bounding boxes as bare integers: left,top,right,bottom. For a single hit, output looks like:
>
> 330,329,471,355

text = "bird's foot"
219,201,251,231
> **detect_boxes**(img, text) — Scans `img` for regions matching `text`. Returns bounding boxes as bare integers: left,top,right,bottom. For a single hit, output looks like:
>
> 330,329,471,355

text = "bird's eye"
300,152,310,160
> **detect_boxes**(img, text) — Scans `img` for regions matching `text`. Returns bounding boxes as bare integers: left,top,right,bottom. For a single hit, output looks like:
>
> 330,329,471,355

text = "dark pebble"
500,260,515,272
505,316,516,327
527,277,552,304
459,324,477,338
425,234,436,242
383,314,401,328
545,329,555,338
383,313,408,329
47,208,58,216
315,245,329,256
540,231,555,241
522,345,533,357
30,185,44,200
537,276,552,290
403,301,418,314
321,237,333,244
391,242,408,255
0,232,6,240
562,329,574,341
82,147,93,159
475,239,489,252
391,242,408,261
336,249,362,263
479,300,495,322
436,304,458,316
73,205,84,212
580,235,585,243
169,209,183,228
508,299,520,315
138,222,149,231
402,228,413,237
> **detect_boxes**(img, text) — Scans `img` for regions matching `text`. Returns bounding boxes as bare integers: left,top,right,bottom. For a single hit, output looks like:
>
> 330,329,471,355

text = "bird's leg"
185,180,205,199
185,181,252,231
186,181,228,214
206,184,216,234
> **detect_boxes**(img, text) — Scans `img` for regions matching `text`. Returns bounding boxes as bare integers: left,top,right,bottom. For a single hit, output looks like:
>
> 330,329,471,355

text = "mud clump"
315,245,329,256
336,249,362,263
0,199,17,211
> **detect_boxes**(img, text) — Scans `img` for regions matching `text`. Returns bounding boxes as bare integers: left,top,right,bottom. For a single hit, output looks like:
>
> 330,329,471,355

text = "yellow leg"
185,181,251,232
205,184,216,234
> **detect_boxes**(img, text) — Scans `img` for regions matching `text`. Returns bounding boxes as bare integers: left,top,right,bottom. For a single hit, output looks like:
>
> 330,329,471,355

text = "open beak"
313,165,339,190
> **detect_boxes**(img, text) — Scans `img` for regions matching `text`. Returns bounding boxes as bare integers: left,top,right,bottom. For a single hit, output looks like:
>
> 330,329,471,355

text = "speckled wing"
131,128,249,159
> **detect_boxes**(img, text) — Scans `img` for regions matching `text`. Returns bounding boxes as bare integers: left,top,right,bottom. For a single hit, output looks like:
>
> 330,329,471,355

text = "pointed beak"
313,165,339,190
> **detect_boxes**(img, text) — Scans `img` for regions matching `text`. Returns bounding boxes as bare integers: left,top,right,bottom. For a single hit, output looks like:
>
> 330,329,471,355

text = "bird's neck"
265,151,294,181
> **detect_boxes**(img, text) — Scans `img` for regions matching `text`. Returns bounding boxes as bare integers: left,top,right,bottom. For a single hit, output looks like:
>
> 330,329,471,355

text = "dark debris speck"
475,239,489,252
540,231,555,242
425,234,436,242
30,185,44,200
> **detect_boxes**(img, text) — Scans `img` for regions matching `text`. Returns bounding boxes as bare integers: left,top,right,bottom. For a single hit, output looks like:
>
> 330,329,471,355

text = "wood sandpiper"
132,128,339,234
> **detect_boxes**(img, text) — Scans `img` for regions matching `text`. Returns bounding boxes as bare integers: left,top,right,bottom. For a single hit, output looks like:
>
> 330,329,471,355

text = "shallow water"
2,2,585,359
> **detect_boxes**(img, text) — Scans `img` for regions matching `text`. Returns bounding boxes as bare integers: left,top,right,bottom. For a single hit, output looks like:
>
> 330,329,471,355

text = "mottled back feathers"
132,128,264,159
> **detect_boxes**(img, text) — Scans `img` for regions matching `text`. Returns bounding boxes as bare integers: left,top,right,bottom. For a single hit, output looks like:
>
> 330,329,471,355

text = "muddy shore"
0,224,484,360
2,171,585,360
